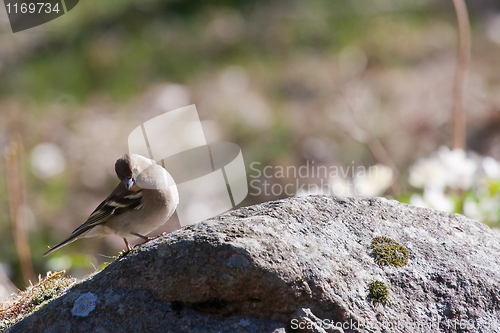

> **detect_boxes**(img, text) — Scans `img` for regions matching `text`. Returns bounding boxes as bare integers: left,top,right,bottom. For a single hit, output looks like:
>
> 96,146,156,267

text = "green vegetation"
367,280,390,306
0,271,76,332
1,0,498,292
370,236,408,267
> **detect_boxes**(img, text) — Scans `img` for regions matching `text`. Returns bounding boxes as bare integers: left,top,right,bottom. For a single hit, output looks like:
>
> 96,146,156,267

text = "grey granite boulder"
7,196,500,332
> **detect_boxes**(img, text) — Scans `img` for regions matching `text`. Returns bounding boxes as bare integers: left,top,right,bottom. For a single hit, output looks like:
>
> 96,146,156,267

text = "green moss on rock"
367,280,390,306
0,271,76,332
370,236,408,267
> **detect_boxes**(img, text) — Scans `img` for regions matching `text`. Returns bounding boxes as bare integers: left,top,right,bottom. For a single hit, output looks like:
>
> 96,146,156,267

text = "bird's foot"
132,232,167,245
147,232,168,241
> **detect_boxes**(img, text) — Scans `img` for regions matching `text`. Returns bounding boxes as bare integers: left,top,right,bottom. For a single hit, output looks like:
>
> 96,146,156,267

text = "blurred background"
1,0,500,298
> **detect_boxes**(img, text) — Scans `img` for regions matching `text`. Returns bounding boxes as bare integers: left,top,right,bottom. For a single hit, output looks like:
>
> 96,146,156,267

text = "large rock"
7,196,500,332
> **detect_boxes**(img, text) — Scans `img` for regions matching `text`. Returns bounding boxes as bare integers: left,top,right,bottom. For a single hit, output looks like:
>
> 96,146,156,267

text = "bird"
43,153,179,256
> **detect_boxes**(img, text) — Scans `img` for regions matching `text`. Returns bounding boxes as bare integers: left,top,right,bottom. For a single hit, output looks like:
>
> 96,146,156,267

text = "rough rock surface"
7,196,500,333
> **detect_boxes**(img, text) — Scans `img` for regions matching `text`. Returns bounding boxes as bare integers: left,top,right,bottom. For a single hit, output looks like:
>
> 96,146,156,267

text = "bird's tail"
43,229,88,257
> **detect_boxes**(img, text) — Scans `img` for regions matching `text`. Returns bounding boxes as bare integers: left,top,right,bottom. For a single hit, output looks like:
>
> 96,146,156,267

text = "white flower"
410,188,454,213
463,195,499,223
354,164,393,198
463,199,482,221
482,156,500,179
422,187,454,213
409,146,478,191
409,193,428,208
437,146,477,190
409,155,447,189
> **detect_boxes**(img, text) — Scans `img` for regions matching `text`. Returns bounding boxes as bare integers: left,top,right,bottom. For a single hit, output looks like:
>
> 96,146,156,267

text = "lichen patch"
71,292,97,317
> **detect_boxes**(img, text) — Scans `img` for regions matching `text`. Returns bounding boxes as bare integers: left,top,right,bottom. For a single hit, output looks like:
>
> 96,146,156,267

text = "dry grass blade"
4,134,35,286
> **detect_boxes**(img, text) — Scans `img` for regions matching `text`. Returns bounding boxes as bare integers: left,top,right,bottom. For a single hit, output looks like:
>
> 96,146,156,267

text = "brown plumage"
43,154,179,256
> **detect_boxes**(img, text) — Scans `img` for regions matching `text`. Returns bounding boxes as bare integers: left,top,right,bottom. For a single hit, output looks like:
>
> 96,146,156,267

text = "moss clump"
370,236,408,267
0,271,76,332
367,280,390,306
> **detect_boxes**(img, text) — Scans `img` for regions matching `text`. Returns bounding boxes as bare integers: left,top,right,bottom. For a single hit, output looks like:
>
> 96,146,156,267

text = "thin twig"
451,0,471,150
333,84,400,197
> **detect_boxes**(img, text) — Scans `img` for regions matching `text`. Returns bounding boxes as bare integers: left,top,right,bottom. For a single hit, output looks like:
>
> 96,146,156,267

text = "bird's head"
116,153,166,190
115,154,136,190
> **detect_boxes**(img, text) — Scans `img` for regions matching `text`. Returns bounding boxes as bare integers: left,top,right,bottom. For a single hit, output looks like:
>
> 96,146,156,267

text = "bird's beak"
125,177,135,190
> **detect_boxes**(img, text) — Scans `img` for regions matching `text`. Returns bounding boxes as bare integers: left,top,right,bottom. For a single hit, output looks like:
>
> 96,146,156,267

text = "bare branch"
451,0,471,150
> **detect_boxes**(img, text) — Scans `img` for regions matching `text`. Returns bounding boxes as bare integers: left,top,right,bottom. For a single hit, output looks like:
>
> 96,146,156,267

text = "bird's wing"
73,182,143,234
43,182,142,256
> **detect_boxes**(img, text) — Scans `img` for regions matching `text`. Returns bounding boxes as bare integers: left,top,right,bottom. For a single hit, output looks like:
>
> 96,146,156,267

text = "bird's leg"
131,232,167,244
123,238,131,251
132,232,150,242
